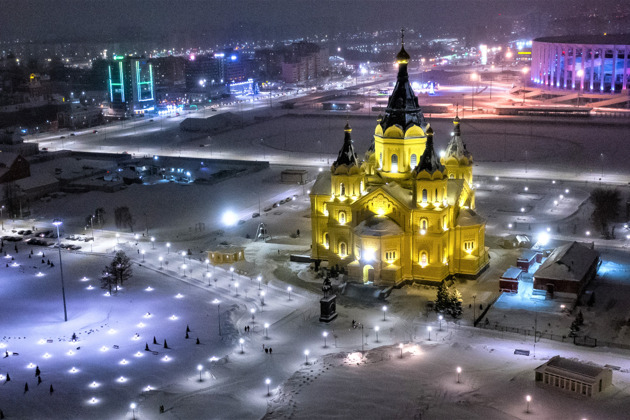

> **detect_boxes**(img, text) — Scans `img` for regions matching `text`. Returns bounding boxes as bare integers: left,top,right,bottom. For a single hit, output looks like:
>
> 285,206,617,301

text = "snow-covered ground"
5,110,630,418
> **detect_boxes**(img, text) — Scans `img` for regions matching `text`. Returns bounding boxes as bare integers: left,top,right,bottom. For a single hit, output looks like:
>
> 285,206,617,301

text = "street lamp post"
472,295,477,325
287,286,292,301
213,299,221,335
264,322,269,338
438,315,443,331
230,266,234,281
427,326,432,341
250,308,255,323
234,282,239,296
382,305,387,321
257,275,262,290
304,349,310,364
141,250,145,262
239,338,244,354
526,395,531,413
151,236,155,249
166,242,170,254
159,256,163,268
197,364,203,382
399,343,403,358
130,403,136,420
323,331,328,348
375,326,380,342
266,378,271,396
206,272,212,285
53,219,68,322
0,205,4,231
260,291,265,307
456,366,462,383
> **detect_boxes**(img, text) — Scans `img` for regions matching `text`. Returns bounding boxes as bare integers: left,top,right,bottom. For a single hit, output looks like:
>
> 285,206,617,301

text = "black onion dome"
332,123,359,169
380,43,426,132
415,128,445,175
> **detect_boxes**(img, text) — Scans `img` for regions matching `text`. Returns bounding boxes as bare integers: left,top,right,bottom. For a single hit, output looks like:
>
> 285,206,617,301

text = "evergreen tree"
447,288,463,319
576,310,584,326
590,188,621,238
435,282,449,313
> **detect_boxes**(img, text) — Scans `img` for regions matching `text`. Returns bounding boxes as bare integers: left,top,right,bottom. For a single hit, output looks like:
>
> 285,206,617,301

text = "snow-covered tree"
114,207,134,232
103,251,133,292
435,282,449,314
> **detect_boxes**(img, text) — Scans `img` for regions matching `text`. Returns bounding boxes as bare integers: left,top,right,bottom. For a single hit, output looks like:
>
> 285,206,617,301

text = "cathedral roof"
444,116,473,163
456,208,485,227
379,40,426,133
354,216,404,237
332,123,359,171
415,128,445,175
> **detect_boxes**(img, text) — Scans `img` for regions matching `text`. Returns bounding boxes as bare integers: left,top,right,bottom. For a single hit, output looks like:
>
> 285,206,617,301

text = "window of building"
422,189,428,202
410,154,417,168
385,251,397,260
379,152,383,168
450,173,454,179
464,241,474,251
420,219,428,231
420,251,428,266
339,211,346,224
340,183,345,196
323,233,329,249
391,154,398,173
339,242,347,256
322,203,328,216
360,180,364,193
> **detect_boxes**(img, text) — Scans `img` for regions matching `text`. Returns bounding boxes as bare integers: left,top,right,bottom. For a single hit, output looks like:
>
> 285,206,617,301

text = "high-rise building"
107,56,155,116
309,38,488,285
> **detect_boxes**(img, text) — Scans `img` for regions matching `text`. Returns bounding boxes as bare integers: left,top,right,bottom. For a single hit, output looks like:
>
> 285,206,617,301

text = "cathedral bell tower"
374,29,430,181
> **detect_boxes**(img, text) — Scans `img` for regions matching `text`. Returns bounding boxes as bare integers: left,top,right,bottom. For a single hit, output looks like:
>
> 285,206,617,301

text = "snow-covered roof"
534,241,599,282
517,249,538,262
501,266,522,280
445,179,464,206
310,171,331,195
456,208,485,227
0,151,19,167
381,182,413,208
536,356,608,380
354,216,403,237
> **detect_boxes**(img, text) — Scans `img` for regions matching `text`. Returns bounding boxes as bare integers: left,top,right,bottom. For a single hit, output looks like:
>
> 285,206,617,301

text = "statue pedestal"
319,294,338,323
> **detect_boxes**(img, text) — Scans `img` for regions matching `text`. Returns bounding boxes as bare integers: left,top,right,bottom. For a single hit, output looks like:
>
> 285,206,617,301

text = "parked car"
252,213,260,218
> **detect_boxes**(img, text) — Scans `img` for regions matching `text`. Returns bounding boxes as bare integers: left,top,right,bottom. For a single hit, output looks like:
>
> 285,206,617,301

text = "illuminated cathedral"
310,38,489,285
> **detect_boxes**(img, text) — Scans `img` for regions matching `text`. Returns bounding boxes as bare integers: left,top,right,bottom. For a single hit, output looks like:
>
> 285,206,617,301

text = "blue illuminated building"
108,55,155,116
531,35,630,93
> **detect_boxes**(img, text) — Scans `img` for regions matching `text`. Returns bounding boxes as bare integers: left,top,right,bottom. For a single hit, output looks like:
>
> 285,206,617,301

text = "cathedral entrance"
363,265,374,283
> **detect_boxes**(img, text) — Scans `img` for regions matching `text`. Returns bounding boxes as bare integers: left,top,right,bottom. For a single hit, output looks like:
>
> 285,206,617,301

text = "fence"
477,322,630,351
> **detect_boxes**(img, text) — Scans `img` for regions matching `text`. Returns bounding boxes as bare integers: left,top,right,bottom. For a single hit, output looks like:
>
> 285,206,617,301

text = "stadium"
531,35,630,93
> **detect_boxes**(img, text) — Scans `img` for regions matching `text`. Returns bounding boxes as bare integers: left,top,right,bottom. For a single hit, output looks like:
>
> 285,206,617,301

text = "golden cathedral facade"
310,41,489,286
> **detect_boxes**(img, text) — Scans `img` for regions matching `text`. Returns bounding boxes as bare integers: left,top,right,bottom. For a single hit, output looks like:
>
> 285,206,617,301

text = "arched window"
340,183,345,196
420,219,428,231
422,189,428,202
420,251,428,266
339,242,347,256
360,180,364,193
410,154,417,168
323,233,329,248
449,173,454,179
391,154,398,173
322,203,328,216
339,211,346,224
379,152,383,168
435,189,438,201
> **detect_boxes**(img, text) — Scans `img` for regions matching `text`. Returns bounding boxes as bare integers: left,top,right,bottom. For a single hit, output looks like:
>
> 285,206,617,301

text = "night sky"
0,0,622,45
